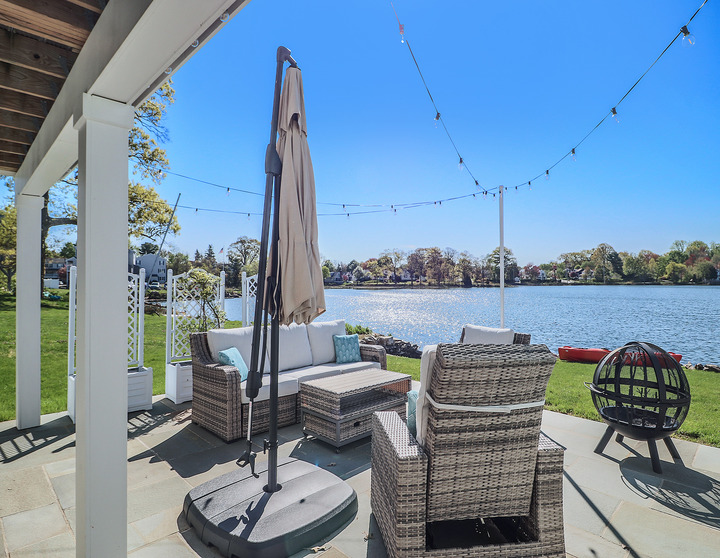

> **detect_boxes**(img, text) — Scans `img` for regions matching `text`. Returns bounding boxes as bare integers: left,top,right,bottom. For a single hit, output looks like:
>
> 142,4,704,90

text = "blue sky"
149,0,719,267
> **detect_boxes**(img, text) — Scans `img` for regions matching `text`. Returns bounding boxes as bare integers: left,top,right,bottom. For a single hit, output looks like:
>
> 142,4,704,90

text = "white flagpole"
499,186,505,328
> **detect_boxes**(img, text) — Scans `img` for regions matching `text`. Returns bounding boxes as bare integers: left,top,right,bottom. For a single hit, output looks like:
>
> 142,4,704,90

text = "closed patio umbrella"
185,48,356,558
271,66,325,325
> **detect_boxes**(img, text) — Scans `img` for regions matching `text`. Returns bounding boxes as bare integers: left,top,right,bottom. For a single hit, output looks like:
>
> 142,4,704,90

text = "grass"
2,293,719,448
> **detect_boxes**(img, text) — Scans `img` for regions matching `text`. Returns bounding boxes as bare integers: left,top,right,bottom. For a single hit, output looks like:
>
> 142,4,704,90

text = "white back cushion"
207,327,270,373
306,319,346,365
415,344,437,446
462,324,515,344
275,323,313,372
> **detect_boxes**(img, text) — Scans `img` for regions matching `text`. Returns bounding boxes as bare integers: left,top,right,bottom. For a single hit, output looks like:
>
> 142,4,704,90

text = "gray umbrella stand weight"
183,47,357,558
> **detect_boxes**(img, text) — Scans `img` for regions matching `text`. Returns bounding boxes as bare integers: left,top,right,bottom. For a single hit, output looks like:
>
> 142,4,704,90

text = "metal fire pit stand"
586,341,691,475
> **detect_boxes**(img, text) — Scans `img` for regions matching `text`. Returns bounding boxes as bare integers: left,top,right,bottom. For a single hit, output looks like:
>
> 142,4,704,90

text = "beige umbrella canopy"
272,66,325,325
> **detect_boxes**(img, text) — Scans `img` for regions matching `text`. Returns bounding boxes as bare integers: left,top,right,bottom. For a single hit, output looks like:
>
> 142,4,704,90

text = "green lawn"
2,294,719,448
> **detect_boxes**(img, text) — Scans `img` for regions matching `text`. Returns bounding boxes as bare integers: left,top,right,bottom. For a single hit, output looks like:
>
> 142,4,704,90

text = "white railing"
165,269,226,365
241,272,258,326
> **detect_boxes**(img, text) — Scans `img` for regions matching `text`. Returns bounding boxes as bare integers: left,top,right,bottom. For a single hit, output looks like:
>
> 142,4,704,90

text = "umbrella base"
184,457,357,558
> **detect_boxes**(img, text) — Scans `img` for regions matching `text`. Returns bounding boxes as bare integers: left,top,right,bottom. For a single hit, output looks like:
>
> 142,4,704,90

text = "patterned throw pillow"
407,390,419,438
218,347,249,382
333,334,362,364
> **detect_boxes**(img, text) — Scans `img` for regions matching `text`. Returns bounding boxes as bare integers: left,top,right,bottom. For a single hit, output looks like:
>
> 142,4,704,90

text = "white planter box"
67,366,153,423
165,361,193,404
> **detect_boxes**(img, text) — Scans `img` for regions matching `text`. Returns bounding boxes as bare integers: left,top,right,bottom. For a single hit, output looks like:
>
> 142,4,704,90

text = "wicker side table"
300,369,411,450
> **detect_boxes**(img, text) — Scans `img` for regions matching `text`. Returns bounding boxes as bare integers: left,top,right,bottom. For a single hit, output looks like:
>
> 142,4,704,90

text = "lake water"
224,285,719,364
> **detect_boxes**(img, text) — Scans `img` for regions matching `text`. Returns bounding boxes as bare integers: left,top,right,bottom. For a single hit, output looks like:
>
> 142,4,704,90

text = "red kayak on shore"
558,346,610,363
558,346,683,364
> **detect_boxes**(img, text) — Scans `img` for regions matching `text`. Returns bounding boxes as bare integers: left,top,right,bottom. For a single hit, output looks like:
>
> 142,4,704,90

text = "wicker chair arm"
360,343,387,370
371,411,427,558
513,332,531,344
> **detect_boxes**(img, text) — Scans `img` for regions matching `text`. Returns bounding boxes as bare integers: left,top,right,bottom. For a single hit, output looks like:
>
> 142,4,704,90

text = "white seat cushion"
282,360,380,383
415,344,437,446
240,373,298,404
273,323,313,372
306,319,346,365
462,324,515,344
207,327,270,373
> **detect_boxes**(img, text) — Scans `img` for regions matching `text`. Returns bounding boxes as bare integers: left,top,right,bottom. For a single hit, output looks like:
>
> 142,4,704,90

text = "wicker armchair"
189,332,387,442
371,343,565,558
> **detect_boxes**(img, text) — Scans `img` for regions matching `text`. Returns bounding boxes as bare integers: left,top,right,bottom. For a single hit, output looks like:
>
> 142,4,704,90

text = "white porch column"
15,192,44,430
73,93,134,558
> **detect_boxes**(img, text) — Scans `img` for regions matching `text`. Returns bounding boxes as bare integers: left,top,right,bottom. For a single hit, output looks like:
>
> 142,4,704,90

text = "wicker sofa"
189,320,387,441
371,343,565,557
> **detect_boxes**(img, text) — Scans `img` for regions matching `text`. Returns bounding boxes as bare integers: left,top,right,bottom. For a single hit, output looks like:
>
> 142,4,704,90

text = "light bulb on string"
681,26,695,47
247,213,250,221
434,112,441,128
474,180,479,188
545,170,550,180
458,157,464,171
611,107,620,123
399,23,405,43
571,148,576,162
226,188,230,196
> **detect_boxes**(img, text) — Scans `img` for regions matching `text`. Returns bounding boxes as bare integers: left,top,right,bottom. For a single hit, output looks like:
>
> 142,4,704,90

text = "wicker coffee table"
300,369,411,450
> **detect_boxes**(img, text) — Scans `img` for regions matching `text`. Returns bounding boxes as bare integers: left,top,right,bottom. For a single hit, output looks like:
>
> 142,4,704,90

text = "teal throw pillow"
218,347,249,382
333,334,361,364
407,390,419,438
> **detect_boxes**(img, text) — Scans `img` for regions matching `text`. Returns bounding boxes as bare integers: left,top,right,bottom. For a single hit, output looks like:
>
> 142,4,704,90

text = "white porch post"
73,93,134,558
15,192,44,430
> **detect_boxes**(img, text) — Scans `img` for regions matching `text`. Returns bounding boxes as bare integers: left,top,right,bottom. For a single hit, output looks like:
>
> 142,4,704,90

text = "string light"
191,40,199,48
611,107,619,123
220,12,229,22
681,25,695,46
165,67,172,75
138,3,709,226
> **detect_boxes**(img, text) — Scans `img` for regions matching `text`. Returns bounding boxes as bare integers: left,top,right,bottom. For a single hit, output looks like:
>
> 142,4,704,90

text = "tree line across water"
318,241,720,286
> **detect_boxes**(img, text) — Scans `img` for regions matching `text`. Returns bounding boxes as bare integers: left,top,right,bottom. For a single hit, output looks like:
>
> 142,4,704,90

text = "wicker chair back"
423,343,557,521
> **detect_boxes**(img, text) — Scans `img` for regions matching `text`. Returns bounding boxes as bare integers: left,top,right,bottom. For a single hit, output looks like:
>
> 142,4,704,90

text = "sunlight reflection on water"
225,285,719,364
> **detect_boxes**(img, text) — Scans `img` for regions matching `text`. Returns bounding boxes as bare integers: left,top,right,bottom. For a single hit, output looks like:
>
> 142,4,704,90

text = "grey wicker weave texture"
189,332,387,442
371,343,565,558
425,344,557,520
300,369,411,447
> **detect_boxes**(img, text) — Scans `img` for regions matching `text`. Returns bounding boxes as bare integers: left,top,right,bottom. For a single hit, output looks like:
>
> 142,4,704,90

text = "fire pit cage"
585,341,691,474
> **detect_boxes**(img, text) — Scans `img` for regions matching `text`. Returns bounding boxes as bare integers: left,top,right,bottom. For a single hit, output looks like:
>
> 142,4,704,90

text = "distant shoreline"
324,281,719,289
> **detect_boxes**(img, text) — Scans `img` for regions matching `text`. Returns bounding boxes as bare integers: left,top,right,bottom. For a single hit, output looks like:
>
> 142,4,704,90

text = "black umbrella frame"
183,47,357,558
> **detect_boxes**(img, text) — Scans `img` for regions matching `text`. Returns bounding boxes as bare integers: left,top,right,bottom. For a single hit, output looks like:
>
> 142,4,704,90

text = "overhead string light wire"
391,1,481,188
149,1,710,219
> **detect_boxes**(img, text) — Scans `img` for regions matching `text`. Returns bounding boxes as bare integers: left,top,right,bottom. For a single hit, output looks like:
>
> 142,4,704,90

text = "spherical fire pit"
585,341,691,474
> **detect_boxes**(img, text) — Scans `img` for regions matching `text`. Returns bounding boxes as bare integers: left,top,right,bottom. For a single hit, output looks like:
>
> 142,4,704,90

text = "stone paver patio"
1,395,719,558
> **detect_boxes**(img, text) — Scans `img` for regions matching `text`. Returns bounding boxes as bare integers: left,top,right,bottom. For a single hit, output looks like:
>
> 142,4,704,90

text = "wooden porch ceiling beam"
0,152,23,165
0,108,42,133
0,89,51,119
64,0,104,15
0,126,34,145
0,139,28,155
0,162,19,173
0,62,64,100
0,0,99,51
0,28,77,79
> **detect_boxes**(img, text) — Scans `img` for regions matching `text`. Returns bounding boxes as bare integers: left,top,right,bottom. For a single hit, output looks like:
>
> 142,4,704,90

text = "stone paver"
2,402,719,558
0,466,56,516
2,502,68,551
9,532,75,558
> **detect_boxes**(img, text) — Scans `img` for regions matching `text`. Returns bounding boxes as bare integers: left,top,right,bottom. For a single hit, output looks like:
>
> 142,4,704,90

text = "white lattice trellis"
68,266,145,375
241,272,258,326
165,269,226,364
